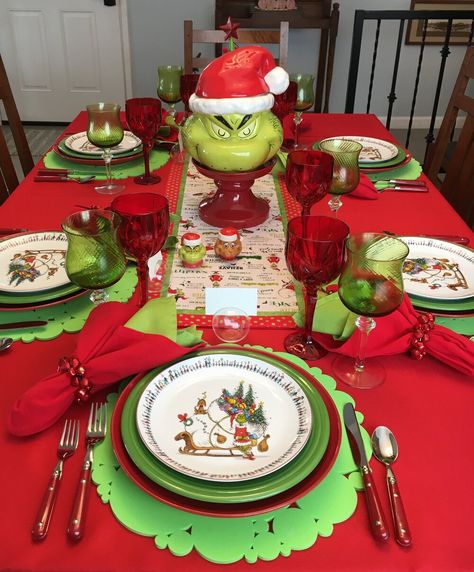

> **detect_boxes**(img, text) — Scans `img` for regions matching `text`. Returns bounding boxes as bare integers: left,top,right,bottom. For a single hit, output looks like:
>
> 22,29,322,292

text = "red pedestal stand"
193,159,276,229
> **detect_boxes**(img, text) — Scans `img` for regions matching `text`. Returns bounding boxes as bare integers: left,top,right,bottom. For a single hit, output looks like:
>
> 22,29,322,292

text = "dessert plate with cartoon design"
0,231,71,294
136,352,313,482
400,237,474,301
121,348,332,503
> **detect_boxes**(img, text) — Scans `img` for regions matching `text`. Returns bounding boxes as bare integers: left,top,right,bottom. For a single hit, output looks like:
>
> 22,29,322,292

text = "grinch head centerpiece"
182,45,289,228
183,45,288,172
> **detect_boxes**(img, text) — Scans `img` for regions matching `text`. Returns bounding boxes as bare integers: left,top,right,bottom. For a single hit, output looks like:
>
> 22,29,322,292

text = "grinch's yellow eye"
210,122,230,139
238,120,257,139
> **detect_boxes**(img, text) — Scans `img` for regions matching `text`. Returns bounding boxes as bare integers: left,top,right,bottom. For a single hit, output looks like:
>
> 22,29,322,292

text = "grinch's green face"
182,111,283,172
178,244,206,264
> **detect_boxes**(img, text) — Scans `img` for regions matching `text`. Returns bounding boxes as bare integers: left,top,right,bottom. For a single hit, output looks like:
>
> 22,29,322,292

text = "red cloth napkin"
7,302,203,437
348,173,379,200
314,294,474,376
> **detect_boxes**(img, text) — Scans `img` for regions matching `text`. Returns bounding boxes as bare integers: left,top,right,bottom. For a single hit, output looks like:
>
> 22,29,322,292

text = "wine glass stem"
137,258,149,307
328,195,342,217
294,111,302,146
102,148,113,186
303,289,318,343
143,141,152,179
354,315,376,372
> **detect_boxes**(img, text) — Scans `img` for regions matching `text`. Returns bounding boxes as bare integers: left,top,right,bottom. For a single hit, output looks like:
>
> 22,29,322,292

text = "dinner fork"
31,419,80,541
67,402,107,541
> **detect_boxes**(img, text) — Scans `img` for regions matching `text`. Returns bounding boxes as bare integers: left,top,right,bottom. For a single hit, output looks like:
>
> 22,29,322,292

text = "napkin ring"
58,357,92,403
409,313,435,360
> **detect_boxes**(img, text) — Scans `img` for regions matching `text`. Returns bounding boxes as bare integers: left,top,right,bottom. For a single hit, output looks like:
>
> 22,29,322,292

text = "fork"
67,402,107,541
31,419,80,541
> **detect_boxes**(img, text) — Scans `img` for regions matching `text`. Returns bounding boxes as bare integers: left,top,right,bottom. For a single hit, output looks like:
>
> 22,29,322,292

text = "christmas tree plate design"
0,231,71,294
136,353,313,482
121,348,332,503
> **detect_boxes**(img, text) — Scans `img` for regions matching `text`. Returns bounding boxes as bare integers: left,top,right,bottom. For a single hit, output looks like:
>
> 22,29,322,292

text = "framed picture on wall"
406,1,474,45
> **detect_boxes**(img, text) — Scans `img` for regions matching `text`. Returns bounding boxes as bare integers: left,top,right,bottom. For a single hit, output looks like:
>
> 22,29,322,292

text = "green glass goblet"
157,65,184,161
86,103,125,195
319,139,363,216
333,233,409,389
62,209,127,305
287,73,315,150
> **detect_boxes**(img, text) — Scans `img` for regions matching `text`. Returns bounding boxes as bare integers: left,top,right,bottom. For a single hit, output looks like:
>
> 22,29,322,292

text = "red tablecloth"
1,114,473,572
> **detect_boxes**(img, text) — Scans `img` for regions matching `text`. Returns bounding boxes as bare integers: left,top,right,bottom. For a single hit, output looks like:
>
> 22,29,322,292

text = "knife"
0,320,48,330
343,403,390,541
377,184,428,193
376,179,426,186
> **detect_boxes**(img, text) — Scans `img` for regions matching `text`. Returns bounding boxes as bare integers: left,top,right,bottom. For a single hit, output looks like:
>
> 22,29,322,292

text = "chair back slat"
424,47,474,228
184,20,289,76
0,53,33,204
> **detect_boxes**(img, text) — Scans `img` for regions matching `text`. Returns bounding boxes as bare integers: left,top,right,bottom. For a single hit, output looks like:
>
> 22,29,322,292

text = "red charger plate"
0,288,88,311
111,346,342,518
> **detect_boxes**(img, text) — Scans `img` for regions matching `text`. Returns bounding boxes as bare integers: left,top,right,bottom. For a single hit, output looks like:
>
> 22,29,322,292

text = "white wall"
126,0,469,122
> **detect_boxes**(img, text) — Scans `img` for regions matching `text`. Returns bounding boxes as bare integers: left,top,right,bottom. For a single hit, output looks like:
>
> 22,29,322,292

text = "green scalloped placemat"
366,158,422,182
43,148,170,180
92,347,372,565
0,265,137,342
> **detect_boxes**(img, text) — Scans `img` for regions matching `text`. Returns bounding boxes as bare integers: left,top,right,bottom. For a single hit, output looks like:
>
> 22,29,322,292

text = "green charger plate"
409,293,474,312
121,347,331,504
0,280,81,305
57,138,141,160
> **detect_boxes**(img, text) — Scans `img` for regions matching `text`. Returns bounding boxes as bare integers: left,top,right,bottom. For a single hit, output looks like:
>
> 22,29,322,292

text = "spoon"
0,337,13,351
371,426,412,547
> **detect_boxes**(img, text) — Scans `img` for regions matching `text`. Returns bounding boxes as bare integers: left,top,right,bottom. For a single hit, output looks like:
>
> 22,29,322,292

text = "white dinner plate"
0,231,70,293
136,353,313,482
400,236,474,301
64,131,141,156
320,135,399,163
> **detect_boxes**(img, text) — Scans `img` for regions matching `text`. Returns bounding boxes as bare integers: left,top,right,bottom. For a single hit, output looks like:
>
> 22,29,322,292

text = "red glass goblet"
286,150,334,216
111,193,170,307
180,73,200,116
125,98,162,185
272,80,297,125
285,215,349,360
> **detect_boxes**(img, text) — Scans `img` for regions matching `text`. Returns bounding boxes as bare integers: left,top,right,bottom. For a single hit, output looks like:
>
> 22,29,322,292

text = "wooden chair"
423,47,474,229
0,53,34,205
184,20,289,75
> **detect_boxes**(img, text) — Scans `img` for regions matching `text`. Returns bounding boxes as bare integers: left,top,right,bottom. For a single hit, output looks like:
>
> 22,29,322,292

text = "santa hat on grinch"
189,45,289,115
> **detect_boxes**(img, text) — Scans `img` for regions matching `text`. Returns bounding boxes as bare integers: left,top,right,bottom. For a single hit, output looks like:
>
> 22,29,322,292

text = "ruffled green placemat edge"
92,347,372,564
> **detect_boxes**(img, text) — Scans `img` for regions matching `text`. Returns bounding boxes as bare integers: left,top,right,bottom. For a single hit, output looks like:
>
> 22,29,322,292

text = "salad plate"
111,347,341,517
136,353,312,482
121,348,331,504
319,135,398,163
0,231,70,294
64,131,141,156
400,237,474,301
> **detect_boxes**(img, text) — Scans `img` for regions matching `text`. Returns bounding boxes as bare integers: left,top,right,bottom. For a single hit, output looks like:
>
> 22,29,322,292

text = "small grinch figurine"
214,227,242,261
178,232,206,268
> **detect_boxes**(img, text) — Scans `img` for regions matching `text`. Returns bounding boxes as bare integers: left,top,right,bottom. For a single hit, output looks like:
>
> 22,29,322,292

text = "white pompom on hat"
189,45,289,115
218,227,240,242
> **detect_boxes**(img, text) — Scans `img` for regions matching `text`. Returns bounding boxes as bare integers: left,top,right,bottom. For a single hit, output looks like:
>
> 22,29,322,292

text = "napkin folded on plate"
302,291,474,376
7,297,204,437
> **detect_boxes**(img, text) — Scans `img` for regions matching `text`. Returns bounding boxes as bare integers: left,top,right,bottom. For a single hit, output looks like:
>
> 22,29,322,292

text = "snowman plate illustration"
136,353,313,482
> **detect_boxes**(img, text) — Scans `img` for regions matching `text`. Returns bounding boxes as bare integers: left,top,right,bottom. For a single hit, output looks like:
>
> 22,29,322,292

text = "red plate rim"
52,142,141,166
111,346,342,518
360,149,412,173
0,288,88,311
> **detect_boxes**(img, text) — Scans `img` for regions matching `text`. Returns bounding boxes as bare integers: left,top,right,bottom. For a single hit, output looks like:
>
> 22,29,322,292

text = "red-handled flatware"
67,402,107,541
371,426,412,547
343,403,390,542
378,184,428,193
32,419,79,541
376,179,426,186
